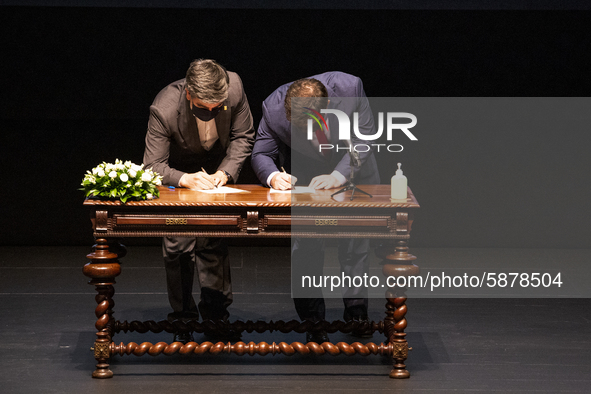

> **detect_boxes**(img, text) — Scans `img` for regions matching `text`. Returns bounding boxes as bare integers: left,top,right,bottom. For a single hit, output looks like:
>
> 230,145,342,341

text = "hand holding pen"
178,169,216,190
203,167,230,189
270,167,298,190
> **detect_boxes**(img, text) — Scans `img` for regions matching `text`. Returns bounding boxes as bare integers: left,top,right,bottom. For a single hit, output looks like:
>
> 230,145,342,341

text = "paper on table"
194,186,249,193
270,186,315,194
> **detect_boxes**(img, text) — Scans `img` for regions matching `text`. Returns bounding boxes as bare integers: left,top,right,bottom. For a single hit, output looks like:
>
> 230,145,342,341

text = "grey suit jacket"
143,71,254,186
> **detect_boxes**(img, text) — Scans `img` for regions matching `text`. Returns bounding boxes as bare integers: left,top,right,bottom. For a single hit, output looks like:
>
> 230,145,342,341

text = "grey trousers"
292,238,370,322
162,237,232,322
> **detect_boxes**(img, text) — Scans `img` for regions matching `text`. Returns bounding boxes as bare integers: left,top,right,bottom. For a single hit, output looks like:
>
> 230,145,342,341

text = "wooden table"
83,185,420,379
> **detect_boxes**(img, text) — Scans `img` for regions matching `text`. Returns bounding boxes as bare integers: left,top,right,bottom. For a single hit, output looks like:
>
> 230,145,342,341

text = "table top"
83,185,419,209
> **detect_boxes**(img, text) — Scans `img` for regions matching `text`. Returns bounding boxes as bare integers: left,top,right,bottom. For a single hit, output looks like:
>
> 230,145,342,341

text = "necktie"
315,127,331,159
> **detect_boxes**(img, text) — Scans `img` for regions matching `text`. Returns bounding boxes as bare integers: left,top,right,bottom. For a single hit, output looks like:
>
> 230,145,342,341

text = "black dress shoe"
306,330,330,344
348,317,373,338
173,332,194,344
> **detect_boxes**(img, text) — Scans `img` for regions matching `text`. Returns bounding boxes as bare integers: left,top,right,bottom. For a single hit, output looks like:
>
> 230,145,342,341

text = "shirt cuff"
331,170,347,186
178,173,188,187
266,171,280,188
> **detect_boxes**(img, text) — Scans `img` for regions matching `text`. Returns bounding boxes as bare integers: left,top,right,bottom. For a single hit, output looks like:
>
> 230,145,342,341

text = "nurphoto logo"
305,108,418,153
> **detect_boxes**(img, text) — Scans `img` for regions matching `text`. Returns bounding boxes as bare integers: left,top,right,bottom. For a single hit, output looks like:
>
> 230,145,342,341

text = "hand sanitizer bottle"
391,163,407,200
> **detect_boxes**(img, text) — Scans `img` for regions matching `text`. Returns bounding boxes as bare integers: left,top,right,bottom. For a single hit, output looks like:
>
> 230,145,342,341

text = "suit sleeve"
251,103,282,187
143,105,186,187
217,74,255,181
333,77,376,180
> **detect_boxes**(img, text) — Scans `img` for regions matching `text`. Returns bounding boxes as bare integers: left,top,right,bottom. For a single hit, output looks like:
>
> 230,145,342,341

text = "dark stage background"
1,6,590,247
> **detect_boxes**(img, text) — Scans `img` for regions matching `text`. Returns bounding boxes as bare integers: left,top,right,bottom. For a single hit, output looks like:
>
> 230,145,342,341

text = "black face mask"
191,103,223,121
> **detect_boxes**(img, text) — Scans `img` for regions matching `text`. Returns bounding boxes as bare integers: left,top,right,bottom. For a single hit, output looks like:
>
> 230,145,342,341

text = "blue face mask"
191,102,223,121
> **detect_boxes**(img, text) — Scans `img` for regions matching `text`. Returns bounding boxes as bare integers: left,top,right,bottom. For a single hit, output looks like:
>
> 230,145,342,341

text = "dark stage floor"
0,246,589,393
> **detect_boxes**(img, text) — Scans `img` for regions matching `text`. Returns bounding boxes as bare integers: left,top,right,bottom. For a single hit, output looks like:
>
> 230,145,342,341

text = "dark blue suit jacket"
251,72,380,186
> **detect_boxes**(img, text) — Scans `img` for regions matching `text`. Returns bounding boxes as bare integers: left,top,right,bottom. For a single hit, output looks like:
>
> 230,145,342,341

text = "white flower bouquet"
80,159,163,203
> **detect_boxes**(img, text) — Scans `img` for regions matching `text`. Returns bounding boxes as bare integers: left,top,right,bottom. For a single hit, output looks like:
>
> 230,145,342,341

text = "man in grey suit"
144,59,254,343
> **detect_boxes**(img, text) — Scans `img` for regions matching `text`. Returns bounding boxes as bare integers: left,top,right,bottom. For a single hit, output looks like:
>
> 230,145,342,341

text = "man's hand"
179,171,217,190
211,170,229,187
270,172,297,190
309,174,342,190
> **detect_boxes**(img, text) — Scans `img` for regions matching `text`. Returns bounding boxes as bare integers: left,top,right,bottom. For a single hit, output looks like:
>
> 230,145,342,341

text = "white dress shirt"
195,117,219,151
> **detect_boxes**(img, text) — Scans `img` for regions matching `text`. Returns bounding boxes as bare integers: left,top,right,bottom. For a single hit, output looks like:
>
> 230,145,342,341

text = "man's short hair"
284,78,328,127
185,59,230,104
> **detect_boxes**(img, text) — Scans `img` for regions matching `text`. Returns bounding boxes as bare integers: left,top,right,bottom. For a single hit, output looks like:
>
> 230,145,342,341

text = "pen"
201,167,220,188
280,167,294,190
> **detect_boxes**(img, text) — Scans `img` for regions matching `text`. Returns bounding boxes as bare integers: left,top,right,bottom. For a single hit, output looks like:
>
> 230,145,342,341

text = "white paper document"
270,186,316,194
195,186,249,193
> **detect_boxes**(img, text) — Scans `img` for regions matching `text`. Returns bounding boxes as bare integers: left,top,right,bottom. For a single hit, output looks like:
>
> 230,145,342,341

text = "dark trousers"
162,236,232,322
292,238,370,322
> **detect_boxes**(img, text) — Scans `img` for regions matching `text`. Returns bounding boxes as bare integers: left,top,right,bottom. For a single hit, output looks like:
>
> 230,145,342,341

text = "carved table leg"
377,234,418,379
385,295,410,378
83,238,121,378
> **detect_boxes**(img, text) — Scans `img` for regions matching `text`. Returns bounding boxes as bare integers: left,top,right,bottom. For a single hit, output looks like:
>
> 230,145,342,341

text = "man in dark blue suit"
251,72,380,343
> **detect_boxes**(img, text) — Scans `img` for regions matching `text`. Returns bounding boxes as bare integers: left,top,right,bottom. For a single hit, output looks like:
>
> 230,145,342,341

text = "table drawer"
112,214,242,229
264,215,393,231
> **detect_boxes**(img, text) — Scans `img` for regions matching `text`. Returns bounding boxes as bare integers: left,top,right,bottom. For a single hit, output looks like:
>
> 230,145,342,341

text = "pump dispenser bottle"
391,163,407,200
